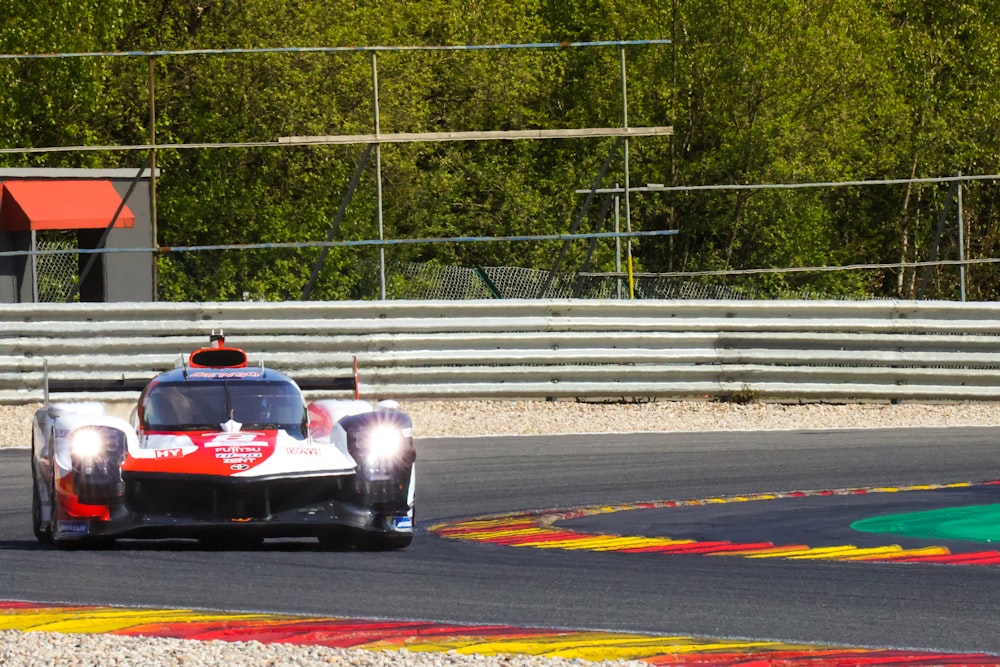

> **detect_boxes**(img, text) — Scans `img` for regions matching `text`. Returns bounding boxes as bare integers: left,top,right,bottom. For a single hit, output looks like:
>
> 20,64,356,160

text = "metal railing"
2,40,673,301
3,299,1000,403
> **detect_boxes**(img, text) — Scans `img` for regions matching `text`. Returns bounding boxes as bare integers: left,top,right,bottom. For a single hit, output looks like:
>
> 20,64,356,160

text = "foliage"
3,1,1000,301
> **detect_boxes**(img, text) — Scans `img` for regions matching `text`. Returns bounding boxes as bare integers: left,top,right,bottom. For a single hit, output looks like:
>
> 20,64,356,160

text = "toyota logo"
230,463,250,471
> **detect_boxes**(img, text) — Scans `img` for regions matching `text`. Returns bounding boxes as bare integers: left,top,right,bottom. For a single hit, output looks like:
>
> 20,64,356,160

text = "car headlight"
70,428,106,459
365,424,404,459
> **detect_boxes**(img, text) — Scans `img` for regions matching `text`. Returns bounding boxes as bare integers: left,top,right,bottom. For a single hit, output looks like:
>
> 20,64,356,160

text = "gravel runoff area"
403,399,1000,437
5,398,1000,666
4,399,1000,448
0,630,650,667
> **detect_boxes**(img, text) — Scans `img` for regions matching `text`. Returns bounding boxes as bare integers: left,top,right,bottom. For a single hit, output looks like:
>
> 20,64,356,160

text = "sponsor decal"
214,451,263,460
154,448,184,459
390,516,414,532
204,433,265,447
188,370,262,379
213,445,264,454
204,434,271,469
221,457,260,465
127,431,276,474
287,446,320,456
204,434,273,469
57,521,88,534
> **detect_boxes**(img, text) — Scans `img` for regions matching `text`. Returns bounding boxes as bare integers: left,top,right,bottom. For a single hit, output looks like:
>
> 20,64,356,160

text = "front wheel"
47,472,112,550
54,536,115,550
317,526,353,551
318,527,412,551
30,460,51,544
355,508,415,550
361,532,413,551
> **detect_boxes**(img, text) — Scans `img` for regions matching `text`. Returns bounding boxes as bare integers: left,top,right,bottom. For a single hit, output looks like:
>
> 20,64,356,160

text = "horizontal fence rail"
3,299,1000,404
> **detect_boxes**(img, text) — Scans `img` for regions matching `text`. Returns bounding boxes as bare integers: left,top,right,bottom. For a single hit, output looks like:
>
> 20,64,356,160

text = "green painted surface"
851,505,1000,543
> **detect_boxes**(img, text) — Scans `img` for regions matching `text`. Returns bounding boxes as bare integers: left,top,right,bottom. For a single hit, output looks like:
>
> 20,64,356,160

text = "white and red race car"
30,333,415,550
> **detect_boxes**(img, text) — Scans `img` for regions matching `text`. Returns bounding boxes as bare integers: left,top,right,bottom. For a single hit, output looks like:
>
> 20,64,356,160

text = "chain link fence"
35,248,865,302
387,263,752,300
28,239,876,303
35,234,78,303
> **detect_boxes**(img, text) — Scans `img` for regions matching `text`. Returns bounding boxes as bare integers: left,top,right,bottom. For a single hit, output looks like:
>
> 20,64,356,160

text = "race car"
30,332,415,550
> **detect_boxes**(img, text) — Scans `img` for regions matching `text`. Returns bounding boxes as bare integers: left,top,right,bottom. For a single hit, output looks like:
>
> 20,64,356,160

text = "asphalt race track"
1,426,1000,656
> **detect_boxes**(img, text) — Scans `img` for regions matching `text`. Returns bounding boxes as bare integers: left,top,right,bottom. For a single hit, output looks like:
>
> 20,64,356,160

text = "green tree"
7,0,1000,301
0,1,135,168
875,1,1000,299
645,0,905,297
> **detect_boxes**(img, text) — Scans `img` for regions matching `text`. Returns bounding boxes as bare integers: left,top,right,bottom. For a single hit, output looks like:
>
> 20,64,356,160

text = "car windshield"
143,380,307,437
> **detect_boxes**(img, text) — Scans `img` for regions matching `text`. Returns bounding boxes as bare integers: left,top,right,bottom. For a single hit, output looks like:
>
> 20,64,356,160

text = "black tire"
30,454,51,544
359,531,413,551
30,437,52,544
318,527,411,551
47,462,70,549
54,536,114,550
198,534,264,550
363,506,415,550
47,464,112,549
316,527,353,551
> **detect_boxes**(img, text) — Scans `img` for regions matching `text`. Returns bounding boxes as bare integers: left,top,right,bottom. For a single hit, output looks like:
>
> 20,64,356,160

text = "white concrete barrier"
2,299,1000,402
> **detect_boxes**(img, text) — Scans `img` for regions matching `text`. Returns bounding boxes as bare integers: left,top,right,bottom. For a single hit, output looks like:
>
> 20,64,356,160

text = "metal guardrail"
4,299,1000,403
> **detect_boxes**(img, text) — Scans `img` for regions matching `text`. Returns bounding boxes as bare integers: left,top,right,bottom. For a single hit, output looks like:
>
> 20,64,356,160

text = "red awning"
0,180,135,231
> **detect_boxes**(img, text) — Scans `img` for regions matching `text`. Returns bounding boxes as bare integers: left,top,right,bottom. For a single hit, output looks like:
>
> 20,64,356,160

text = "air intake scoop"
189,347,248,368
188,330,249,368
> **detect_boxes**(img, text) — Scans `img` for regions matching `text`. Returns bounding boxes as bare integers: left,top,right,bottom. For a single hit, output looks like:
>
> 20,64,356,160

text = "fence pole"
30,229,37,303
619,47,634,299
614,183,622,299
371,52,386,300
148,56,158,301
958,171,966,301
